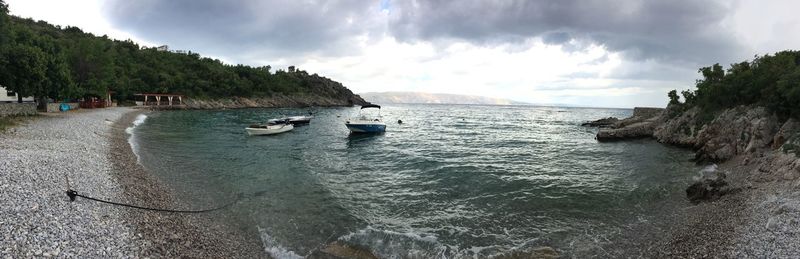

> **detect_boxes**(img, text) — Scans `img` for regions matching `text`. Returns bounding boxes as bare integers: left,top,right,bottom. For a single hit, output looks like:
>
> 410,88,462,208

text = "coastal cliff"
592,104,798,165
583,50,800,256
177,76,369,109
586,105,800,257
181,74,370,109
184,92,370,109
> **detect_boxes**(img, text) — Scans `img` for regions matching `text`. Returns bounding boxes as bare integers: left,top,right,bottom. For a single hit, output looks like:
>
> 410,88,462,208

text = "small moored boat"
246,120,294,136
268,113,314,125
345,104,386,133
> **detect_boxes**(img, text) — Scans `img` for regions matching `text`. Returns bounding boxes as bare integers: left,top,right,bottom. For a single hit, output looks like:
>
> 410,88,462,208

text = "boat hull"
245,124,294,136
270,115,314,125
345,123,386,133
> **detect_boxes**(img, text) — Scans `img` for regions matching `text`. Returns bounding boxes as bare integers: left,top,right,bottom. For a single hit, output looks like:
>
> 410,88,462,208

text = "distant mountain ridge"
359,92,528,105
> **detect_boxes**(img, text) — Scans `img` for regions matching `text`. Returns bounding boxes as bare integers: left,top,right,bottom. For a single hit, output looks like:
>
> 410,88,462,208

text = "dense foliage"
0,0,344,103
671,50,800,119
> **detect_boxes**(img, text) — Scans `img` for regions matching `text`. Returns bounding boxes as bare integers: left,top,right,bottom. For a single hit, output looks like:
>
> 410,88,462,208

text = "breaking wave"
126,114,148,163
257,226,303,259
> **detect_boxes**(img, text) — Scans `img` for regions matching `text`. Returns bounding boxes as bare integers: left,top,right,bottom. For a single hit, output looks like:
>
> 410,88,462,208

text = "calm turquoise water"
131,104,698,258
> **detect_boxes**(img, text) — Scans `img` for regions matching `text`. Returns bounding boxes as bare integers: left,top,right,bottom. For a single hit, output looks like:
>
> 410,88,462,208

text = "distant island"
359,91,528,105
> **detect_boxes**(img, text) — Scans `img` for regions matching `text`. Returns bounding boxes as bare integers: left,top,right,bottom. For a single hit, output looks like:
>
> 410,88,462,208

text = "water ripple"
133,104,698,257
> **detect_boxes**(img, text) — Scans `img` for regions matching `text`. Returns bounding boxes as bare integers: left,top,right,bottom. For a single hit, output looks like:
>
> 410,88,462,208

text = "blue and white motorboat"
345,104,386,133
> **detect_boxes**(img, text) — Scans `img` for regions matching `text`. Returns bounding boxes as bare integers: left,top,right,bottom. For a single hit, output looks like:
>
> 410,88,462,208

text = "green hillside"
0,0,363,106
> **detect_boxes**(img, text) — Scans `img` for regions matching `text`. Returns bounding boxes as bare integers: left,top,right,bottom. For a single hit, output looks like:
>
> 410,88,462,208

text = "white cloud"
6,0,152,46
726,0,800,59
299,38,631,105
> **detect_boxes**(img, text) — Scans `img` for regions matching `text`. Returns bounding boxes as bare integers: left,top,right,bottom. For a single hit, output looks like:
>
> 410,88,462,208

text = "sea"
128,104,699,258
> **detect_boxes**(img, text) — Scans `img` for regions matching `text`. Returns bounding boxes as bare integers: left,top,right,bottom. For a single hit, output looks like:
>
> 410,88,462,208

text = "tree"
667,90,680,105
1,44,47,102
44,51,74,101
0,0,8,34
0,0,11,89
0,2,360,105
681,90,696,105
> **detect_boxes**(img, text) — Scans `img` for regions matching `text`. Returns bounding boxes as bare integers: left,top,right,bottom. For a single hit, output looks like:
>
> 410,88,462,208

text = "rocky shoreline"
585,105,800,257
0,108,266,257
182,93,371,110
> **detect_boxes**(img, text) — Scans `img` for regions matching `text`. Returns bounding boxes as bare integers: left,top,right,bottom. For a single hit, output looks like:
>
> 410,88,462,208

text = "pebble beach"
0,108,264,258
2,107,799,258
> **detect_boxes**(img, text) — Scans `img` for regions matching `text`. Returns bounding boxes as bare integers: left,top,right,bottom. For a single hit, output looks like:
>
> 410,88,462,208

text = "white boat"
287,115,314,124
345,104,386,133
268,114,314,125
245,121,294,136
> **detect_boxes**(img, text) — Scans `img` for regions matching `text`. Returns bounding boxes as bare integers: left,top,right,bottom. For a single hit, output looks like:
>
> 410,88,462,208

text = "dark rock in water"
316,241,378,259
494,246,560,259
686,170,731,204
581,117,619,127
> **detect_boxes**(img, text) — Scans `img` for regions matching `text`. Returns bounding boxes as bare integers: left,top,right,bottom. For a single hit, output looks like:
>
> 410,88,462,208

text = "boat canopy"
361,104,381,109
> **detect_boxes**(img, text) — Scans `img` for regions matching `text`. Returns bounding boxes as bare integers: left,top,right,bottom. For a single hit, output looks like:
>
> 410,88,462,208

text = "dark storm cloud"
388,0,743,65
103,0,743,67
102,0,378,62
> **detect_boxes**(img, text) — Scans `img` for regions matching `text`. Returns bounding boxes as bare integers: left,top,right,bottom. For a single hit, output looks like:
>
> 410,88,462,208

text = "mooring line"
65,173,241,213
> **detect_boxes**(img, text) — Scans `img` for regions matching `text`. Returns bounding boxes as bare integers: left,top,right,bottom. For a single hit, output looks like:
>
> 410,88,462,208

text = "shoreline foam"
109,109,265,257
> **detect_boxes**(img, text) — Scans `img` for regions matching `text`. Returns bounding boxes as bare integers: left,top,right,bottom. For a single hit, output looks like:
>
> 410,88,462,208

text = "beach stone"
767,217,779,230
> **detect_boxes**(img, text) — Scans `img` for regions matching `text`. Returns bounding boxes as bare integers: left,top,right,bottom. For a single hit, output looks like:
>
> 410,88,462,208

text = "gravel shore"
1,108,264,258
6,107,796,258
611,153,800,258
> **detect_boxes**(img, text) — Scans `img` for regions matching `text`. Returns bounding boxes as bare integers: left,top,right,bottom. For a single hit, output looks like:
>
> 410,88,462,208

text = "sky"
7,0,800,108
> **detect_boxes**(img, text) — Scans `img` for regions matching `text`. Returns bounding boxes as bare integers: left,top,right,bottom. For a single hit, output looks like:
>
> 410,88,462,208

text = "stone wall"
46,102,80,113
0,103,37,116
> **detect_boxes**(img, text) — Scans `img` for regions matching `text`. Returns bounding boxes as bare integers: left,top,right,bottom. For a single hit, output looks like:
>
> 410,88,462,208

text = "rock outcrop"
653,105,700,147
176,76,371,109
772,118,800,150
581,117,619,127
595,105,796,164
691,106,780,162
594,107,665,141
183,93,370,109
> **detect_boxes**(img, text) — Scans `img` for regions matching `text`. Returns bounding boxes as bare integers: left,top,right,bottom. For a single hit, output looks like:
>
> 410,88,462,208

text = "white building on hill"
0,85,34,103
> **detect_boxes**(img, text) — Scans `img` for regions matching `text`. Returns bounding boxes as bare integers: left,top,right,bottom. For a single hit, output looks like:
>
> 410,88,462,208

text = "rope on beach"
64,174,241,213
